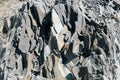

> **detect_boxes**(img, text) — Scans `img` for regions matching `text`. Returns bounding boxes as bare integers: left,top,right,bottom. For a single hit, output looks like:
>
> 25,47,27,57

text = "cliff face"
0,0,120,80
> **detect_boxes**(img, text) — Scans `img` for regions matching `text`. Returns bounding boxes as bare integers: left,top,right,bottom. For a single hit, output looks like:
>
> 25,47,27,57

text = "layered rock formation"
0,0,120,80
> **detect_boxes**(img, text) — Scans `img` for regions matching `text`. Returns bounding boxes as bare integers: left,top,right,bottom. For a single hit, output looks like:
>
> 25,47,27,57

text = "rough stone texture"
0,0,120,80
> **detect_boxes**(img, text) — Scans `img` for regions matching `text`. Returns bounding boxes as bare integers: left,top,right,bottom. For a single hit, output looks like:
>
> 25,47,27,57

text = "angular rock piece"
72,66,79,79
71,32,80,55
56,34,65,50
75,9,86,35
44,45,51,61
30,5,41,27
1,0,120,80
2,19,9,34
50,36,58,50
51,9,64,35
16,55,23,74
83,32,91,51
18,37,30,53
25,14,34,38
54,3,66,25
25,53,35,80
29,38,36,52
36,7,44,24
38,37,43,52
53,54,71,80
64,31,71,43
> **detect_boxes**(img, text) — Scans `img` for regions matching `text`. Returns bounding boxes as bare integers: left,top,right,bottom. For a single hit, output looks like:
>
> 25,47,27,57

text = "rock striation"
0,0,120,80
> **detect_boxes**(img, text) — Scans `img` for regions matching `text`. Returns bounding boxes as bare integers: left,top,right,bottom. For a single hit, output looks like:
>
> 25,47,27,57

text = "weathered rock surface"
0,0,120,80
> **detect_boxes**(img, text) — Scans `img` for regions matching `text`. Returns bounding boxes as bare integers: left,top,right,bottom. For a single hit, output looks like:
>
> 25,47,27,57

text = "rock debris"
0,0,120,80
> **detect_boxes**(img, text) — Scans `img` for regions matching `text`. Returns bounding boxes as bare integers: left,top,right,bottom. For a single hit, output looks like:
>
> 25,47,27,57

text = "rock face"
0,0,120,80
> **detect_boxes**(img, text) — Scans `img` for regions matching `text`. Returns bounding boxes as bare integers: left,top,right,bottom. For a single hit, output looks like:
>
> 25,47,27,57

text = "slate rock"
54,3,66,25
44,45,51,61
1,0,120,80
18,37,30,53
51,9,64,35
29,38,36,52
2,19,9,34
38,37,43,52
56,34,65,50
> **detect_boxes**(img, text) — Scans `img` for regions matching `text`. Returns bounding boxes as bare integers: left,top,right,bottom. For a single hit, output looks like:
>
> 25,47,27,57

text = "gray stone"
36,6,44,24
50,36,58,50
51,9,63,35
18,37,30,53
54,3,66,25
2,19,9,34
71,32,80,55
25,14,34,38
75,10,86,35
38,37,43,52
16,55,23,74
72,66,79,79
29,38,36,52
83,32,91,51
56,34,65,50
64,31,71,43
1,0,120,80
44,45,51,61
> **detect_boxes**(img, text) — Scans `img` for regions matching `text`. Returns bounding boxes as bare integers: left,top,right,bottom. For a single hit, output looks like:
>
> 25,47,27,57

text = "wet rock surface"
0,0,120,80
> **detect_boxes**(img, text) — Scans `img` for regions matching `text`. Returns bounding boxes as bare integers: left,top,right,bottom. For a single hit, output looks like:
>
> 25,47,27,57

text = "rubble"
0,0,120,80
